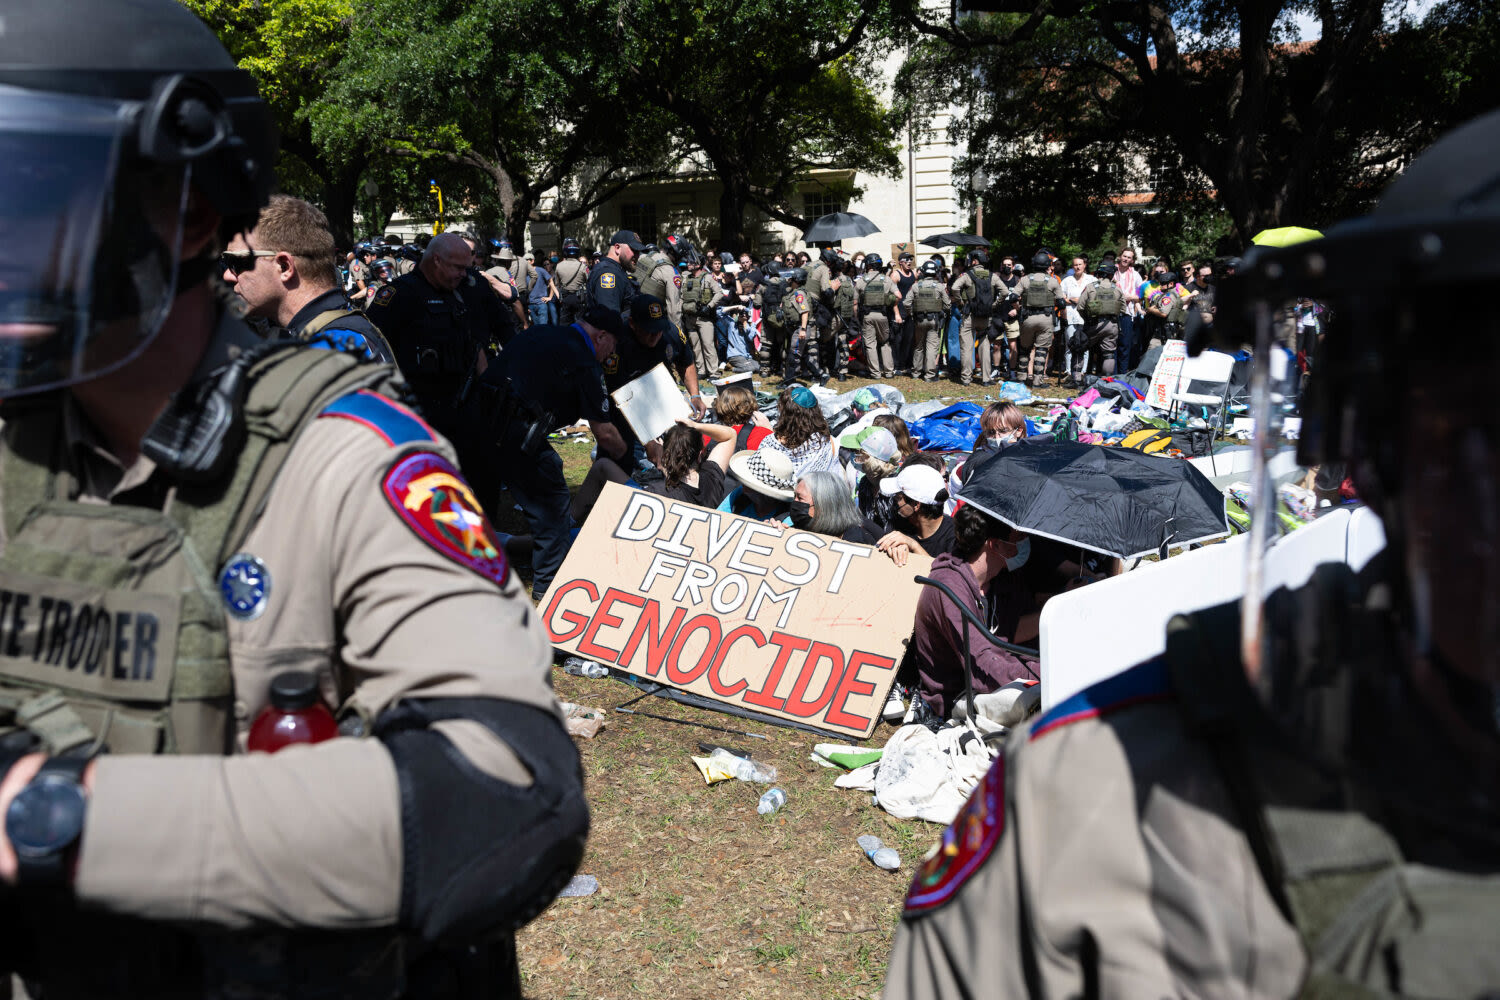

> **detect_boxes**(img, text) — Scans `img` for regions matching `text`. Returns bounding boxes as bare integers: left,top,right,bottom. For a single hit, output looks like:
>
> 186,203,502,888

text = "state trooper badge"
373,285,395,306
220,554,271,621
382,452,510,586
600,272,616,289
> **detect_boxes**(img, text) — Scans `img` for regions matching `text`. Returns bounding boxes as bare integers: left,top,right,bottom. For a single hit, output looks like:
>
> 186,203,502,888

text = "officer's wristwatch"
6,754,90,887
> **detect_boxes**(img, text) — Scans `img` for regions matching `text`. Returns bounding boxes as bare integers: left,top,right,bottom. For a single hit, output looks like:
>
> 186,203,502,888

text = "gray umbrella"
802,212,881,243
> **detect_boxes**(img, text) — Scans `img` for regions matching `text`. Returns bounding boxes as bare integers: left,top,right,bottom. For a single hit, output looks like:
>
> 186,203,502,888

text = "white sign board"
1146,339,1189,410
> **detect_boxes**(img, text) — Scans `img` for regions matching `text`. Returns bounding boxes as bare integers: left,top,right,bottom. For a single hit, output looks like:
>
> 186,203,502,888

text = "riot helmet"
1157,271,1178,286
562,238,582,258
819,247,839,266
786,267,808,286
1095,261,1117,280
921,260,940,277
969,249,988,267
0,0,276,396
1031,252,1051,271
865,254,884,271
662,233,701,267
1207,110,1500,739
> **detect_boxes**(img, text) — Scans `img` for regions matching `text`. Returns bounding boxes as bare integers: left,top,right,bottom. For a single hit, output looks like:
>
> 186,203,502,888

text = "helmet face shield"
0,85,187,396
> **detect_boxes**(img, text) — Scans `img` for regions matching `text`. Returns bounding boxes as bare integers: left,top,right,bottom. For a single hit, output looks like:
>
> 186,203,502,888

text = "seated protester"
719,447,796,524
855,427,901,527
793,471,877,543
948,400,1028,513
875,461,956,565
835,386,892,448
873,412,918,462
910,505,1039,719
645,417,736,508
759,384,840,480
712,382,774,452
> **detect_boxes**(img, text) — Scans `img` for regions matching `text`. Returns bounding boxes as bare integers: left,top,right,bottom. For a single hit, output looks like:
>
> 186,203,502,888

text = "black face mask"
789,500,814,530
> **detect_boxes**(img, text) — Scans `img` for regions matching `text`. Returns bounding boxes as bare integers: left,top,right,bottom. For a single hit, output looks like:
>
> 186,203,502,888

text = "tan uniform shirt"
884,665,1305,999
651,260,684,330
2,316,560,930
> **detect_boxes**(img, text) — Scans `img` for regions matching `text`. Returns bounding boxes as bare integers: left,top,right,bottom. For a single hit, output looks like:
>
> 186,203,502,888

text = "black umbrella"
919,232,991,249
956,440,1228,560
802,211,880,243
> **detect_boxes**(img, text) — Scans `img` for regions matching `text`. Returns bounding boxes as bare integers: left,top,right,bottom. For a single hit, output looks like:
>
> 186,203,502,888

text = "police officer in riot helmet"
884,110,1500,999
0,3,587,996
553,237,590,324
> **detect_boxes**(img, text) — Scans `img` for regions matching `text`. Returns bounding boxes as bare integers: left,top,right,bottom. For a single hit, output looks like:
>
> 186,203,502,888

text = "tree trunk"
718,174,752,254
506,191,537,251
320,160,363,250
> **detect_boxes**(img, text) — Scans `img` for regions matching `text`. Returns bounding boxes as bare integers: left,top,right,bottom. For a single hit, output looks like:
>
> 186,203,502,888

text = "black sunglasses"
219,249,278,275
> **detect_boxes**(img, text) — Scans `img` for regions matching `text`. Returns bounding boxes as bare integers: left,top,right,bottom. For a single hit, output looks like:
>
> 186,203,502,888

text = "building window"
620,202,657,243
803,191,843,219
1102,160,1124,192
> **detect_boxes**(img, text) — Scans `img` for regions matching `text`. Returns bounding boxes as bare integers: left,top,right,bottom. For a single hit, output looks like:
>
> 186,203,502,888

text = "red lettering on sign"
576,588,643,663
619,599,686,677
743,632,809,711
706,625,765,698
666,614,722,687
783,641,845,719
826,650,892,730
543,579,600,643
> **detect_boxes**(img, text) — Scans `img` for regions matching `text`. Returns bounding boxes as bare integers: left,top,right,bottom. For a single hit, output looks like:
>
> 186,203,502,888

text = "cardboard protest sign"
540,483,931,739
1147,339,1189,409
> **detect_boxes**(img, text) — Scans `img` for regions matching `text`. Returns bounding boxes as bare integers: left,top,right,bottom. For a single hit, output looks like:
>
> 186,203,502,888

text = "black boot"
803,343,829,386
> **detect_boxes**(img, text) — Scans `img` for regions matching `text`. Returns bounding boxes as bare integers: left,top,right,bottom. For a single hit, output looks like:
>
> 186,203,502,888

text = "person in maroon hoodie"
909,505,1039,719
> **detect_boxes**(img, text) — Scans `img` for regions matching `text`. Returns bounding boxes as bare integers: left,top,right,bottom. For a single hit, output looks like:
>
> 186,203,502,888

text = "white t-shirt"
1060,273,1096,327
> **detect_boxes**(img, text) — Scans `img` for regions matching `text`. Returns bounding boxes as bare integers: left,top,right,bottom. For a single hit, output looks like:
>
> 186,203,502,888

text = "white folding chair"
1169,349,1235,429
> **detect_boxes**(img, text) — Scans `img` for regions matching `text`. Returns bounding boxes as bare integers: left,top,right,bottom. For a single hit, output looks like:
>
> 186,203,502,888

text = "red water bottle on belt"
248,670,338,753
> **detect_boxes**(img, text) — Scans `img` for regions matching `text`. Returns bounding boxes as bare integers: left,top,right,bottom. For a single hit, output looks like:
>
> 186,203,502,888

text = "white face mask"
1005,537,1031,572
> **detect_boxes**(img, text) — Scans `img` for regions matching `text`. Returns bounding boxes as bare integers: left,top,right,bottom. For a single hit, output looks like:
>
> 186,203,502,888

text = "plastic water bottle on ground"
857,834,900,871
562,657,608,678
757,788,787,815
709,747,776,783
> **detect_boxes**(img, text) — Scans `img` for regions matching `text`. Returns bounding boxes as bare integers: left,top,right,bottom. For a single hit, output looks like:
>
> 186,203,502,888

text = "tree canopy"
891,0,1498,255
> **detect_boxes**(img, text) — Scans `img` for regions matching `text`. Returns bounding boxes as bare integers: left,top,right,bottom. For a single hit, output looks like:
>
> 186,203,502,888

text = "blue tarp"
908,402,985,451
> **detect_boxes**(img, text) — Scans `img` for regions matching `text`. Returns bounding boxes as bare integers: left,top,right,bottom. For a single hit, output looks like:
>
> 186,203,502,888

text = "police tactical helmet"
1096,261,1118,279
819,247,839,265
562,239,582,257
921,260,940,276
1158,271,1178,285
969,249,988,266
787,267,808,285
865,254,884,270
1031,252,1051,270
0,0,279,396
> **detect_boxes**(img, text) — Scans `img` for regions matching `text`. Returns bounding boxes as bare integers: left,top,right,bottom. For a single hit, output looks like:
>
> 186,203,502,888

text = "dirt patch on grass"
518,676,935,1000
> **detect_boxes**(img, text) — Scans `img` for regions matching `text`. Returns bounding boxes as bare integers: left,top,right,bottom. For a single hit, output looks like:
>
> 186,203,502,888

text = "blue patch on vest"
318,390,436,447
307,328,377,360
1030,657,1172,741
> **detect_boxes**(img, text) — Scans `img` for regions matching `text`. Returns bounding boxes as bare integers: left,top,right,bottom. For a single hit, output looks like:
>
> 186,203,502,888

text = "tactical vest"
861,275,891,310
697,276,716,307
1021,274,1054,311
912,279,943,315
1165,591,1500,1000
966,268,995,317
0,345,397,757
681,275,701,316
836,279,857,320
1083,284,1122,320
639,263,668,301
761,278,787,324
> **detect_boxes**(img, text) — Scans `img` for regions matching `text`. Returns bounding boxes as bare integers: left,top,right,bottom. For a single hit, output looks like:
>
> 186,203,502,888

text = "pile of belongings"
1225,481,1318,534
829,681,1039,824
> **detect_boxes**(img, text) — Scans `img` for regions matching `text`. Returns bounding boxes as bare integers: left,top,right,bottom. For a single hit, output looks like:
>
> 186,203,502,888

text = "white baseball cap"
879,464,947,505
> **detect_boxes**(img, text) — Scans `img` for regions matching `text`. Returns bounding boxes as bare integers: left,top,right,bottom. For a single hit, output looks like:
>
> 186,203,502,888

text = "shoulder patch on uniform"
1029,657,1172,742
600,272,617,289
793,290,806,304
382,451,510,587
319,389,437,447
903,753,1006,917
603,352,619,375
672,274,682,288
373,285,396,306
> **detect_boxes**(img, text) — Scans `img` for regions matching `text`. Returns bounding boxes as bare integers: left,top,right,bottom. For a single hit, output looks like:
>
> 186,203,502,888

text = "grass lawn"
510,368,1058,999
